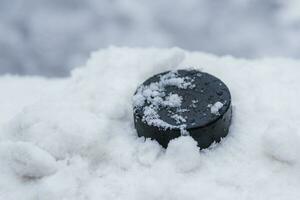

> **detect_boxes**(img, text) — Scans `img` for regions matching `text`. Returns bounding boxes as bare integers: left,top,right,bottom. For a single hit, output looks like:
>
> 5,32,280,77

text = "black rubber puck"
133,69,232,149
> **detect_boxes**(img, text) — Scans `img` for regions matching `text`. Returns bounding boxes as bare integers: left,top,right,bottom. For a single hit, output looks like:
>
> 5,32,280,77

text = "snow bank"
1,47,300,199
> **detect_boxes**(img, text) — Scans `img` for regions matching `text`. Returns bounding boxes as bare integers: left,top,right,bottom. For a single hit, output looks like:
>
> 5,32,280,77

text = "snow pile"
165,137,201,173
209,101,224,115
262,120,300,164
1,47,300,199
0,141,57,178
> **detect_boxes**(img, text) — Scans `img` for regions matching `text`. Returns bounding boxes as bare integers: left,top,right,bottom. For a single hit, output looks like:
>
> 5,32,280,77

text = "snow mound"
0,141,57,178
3,102,108,160
1,47,300,199
133,70,194,132
262,120,300,164
165,136,201,172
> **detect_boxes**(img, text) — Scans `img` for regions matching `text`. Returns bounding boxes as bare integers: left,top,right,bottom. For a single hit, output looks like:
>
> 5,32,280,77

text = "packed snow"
0,141,57,179
1,47,300,199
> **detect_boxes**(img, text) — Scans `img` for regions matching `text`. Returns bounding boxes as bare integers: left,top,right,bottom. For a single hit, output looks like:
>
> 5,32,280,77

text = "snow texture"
1,47,300,199
0,141,57,178
209,101,224,115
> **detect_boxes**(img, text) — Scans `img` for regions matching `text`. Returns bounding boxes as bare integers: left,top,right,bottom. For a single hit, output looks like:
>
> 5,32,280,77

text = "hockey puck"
133,69,232,149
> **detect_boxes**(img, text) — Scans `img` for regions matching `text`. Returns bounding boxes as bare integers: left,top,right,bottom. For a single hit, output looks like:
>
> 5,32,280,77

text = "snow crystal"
209,101,224,115
133,70,193,132
159,71,195,89
191,99,198,108
171,114,186,124
142,106,174,129
1,47,300,199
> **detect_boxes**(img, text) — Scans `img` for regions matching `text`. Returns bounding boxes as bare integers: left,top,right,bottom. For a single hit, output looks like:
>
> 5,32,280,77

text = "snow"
262,120,300,164
171,114,186,124
209,101,224,115
1,47,300,199
0,141,57,178
163,93,182,107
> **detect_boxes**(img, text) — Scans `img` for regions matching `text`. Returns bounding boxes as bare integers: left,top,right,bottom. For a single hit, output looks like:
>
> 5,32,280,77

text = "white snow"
163,93,182,107
171,114,186,124
0,141,57,178
262,120,300,164
1,47,300,199
165,136,201,173
209,101,224,115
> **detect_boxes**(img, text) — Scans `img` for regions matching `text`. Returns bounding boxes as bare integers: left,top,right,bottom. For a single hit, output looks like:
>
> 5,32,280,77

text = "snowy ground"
2,0,300,76
1,47,300,199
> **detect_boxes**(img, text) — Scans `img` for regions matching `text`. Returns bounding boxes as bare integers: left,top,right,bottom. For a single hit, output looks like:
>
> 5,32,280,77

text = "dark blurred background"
1,0,300,77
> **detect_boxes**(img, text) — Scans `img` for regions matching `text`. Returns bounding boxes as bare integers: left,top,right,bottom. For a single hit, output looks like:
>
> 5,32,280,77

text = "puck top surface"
133,69,231,134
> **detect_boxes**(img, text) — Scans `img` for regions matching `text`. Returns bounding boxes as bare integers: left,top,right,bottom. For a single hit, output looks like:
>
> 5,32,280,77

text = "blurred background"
1,0,300,77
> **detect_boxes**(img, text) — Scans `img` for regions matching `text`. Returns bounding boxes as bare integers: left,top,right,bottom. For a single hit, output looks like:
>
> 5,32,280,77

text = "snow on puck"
133,69,232,148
